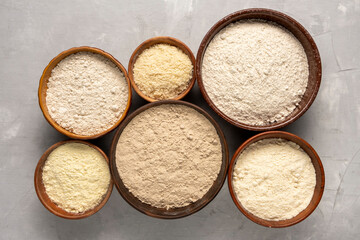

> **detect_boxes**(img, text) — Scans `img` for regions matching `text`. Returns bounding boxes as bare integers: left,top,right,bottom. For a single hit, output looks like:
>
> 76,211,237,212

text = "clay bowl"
38,46,132,140
34,140,113,219
196,8,322,131
228,131,325,228
110,100,229,219
128,36,196,102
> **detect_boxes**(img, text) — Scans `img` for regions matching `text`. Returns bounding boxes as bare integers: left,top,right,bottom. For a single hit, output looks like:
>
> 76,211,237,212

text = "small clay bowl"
38,46,132,140
128,36,196,102
196,9,322,131
110,100,229,219
228,131,325,228
34,140,113,219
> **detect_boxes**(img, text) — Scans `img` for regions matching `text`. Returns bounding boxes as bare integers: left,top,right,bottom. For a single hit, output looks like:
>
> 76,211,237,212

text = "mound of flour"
202,20,309,126
46,52,128,136
232,138,316,221
115,104,223,209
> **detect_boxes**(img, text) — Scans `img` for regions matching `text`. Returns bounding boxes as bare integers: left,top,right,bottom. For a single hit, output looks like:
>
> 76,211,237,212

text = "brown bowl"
196,8,322,131
38,46,132,139
34,140,114,219
128,36,196,102
228,131,325,227
110,100,229,219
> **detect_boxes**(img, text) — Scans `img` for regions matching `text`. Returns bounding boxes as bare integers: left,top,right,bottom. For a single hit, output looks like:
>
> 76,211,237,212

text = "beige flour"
115,104,222,209
202,20,309,126
42,143,111,213
232,138,316,221
133,44,193,100
46,51,128,136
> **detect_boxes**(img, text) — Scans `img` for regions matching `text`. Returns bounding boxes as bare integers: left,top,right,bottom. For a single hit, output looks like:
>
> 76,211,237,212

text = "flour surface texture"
46,52,129,136
232,138,316,221
202,20,309,126
42,143,111,213
115,104,222,209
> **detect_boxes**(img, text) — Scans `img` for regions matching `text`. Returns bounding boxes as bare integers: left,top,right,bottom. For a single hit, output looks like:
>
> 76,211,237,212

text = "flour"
42,143,111,213
115,104,222,209
202,20,309,126
232,138,316,221
133,44,193,100
46,51,129,136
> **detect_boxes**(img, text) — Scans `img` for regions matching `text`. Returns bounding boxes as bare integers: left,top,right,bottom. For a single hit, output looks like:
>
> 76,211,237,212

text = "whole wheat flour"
232,138,316,221
42,142,111,213
46,51,128,136
115,104,222,209
202,20,309,126
133,44,193,100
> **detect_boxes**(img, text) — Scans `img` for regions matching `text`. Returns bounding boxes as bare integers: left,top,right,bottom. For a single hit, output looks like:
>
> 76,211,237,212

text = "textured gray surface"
1,0,359,239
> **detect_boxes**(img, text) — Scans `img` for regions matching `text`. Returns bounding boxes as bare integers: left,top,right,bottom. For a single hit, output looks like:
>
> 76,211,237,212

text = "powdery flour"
46,52,128,136
202,20,309,126
42,143,111,213
232,138,316,221
115,104,222,209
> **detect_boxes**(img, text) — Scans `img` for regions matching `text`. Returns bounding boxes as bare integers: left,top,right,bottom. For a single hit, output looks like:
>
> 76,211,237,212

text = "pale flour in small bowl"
232,138,316,221
46,51,128,136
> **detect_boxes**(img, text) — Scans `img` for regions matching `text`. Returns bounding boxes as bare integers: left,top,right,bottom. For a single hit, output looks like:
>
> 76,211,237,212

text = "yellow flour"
42,143,111,213
133,44,193,100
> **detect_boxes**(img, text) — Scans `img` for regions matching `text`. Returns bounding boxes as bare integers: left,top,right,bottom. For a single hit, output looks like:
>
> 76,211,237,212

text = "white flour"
202,20,309,126
232,138,316,221
115,104,222,209
46,52,128,136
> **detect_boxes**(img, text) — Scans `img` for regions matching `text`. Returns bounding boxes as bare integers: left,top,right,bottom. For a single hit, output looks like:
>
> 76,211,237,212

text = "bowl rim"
34,140,114,219
109,100,229,219
196,8,322,131
38,46,132,140
128,36,196,102
228,131,325,227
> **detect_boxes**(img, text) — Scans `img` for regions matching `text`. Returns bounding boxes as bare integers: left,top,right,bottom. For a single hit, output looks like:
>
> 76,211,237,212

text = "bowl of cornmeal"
110,100,228,219
34,140,113,219
38,46,132,139
228,131,325,227
128,36,196,102
196,8,322,131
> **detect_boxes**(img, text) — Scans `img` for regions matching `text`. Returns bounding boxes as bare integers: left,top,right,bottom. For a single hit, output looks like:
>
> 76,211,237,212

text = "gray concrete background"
1,0,359,239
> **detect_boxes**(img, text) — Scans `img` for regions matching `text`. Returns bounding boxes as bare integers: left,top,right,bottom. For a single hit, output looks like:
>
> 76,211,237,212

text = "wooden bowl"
228,131,325,227
38,46,132,139
196,9,322,131
128,36,196,102
110,100,229,219
34,140,114,219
